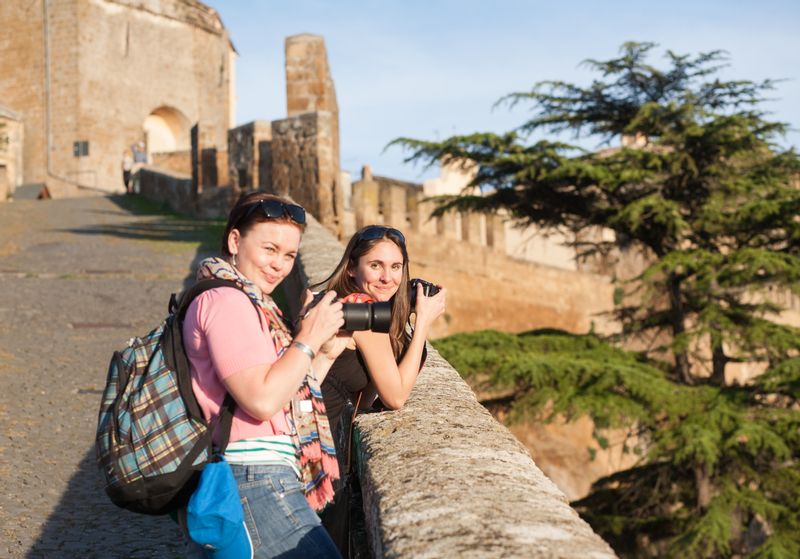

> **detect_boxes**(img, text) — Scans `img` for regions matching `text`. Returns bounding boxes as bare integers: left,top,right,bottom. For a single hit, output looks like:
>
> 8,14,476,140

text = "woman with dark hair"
182,191,348,558
317,225,446,554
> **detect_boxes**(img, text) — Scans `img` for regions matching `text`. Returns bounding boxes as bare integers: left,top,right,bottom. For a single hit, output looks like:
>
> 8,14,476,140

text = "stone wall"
228,121,272,191
292,214,617,558
136,166,193,211
0,0,234,194
284,34,343,236
408,230,616,338
346,168,617,339
136,165,234,219
0,106,24,201
0,0,49,193
151,150,192,176
220,34,344,236
271,111,342,235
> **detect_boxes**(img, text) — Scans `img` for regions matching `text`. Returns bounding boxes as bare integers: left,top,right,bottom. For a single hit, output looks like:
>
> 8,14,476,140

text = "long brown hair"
318,226,411,358
220,192,306,259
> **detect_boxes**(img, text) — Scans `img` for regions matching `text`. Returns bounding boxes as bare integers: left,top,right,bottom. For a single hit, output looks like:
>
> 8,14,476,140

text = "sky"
205,0,800,183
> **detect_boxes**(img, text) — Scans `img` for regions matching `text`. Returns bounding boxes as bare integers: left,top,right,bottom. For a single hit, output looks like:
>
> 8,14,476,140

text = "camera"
409,278,440,309
306,291,391,333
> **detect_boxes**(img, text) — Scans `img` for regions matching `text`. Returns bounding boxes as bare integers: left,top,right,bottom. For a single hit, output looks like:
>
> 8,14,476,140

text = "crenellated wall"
289,212,618,558
339,165,619,339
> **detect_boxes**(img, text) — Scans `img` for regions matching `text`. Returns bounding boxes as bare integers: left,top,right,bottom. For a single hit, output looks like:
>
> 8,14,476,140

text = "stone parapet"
137,165,233,219
291,213,617,559
136,166,193,212
356,350,617,559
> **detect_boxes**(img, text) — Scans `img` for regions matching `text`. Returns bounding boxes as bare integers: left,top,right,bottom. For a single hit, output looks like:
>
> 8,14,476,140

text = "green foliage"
435,329,672,429
417,43,800,557
393,42,800,384
435,329,800,557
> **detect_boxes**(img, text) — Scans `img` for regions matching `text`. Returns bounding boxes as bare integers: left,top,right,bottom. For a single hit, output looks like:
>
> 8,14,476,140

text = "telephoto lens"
302,291,392,333
342,301,391,333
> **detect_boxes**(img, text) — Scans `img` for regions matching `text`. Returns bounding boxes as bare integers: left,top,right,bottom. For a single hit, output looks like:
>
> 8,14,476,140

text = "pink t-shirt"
182,286,291,442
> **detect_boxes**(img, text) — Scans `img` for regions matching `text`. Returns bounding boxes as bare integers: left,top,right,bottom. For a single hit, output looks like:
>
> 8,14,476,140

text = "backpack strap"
173,278,246,318
214,393,236,453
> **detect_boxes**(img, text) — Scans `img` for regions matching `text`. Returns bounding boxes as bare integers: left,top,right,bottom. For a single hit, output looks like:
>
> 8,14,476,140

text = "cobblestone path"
0,195,221,559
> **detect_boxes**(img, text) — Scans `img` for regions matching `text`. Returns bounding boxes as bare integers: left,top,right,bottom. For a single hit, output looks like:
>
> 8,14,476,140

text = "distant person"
121,149,134,194
181,192,348,558
132,141,147,164
316,225,446,556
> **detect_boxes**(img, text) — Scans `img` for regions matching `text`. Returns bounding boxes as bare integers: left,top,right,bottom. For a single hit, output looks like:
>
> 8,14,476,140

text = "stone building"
0,105,24,201
227,34,344,236
0,0,235,197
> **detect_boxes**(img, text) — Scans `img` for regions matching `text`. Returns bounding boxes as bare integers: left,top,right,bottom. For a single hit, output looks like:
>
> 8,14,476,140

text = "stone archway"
142,106,191,156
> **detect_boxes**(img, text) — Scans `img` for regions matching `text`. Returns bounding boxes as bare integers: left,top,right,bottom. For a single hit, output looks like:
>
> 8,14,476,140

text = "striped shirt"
223,435,301,478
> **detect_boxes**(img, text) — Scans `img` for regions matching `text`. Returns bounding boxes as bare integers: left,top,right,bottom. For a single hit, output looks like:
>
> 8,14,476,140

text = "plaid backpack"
96,279,250,515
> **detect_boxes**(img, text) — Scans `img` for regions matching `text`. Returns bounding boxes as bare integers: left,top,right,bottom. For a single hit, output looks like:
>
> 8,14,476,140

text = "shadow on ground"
26,449,186,559
66,194,225,288
23,194,320,558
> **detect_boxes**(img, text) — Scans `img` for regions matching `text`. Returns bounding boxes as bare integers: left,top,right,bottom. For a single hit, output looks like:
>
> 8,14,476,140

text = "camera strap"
345,391,363,475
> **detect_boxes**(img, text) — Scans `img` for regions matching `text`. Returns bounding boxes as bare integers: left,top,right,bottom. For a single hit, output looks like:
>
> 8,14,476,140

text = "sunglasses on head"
356,225,406,246
238,199,306,227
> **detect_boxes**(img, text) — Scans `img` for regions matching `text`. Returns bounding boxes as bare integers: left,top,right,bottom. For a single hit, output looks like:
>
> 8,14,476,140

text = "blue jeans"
232,463,342,559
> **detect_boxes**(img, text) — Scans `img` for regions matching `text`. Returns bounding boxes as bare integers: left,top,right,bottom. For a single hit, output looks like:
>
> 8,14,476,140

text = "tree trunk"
667,274,693,384
710,334,728,386
694,463,713,510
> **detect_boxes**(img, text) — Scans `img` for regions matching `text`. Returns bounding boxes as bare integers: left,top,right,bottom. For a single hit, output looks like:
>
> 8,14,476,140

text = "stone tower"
0,0,236,196
271,34,344,236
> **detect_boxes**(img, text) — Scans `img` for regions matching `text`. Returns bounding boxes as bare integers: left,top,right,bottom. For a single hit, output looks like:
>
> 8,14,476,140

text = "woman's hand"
295,289,344,354
413,284,446,331
319,331,352,360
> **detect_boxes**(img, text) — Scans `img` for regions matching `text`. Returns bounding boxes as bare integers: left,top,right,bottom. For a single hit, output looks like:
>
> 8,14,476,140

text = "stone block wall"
271,111,342,236
228,121,272,191
407,229,616,338
0,0,234,194
136,166,193,211
285,34,339,117
346,169,616,338
0,0,48,192
0,107,24,201
291,213,618,559
45,0,81,196
137,165,233,219
211,35,345,236
151,150,192,176
284,34,343,237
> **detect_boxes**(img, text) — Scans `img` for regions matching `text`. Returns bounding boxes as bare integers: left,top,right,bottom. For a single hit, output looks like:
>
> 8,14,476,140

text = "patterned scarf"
196,257,339,510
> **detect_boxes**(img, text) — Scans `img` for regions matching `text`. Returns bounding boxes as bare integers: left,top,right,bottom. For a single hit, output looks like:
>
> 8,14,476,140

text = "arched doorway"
142,106,191,157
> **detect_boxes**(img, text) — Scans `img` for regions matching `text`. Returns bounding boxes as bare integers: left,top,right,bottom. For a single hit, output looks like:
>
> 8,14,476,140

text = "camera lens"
342,302,391,333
